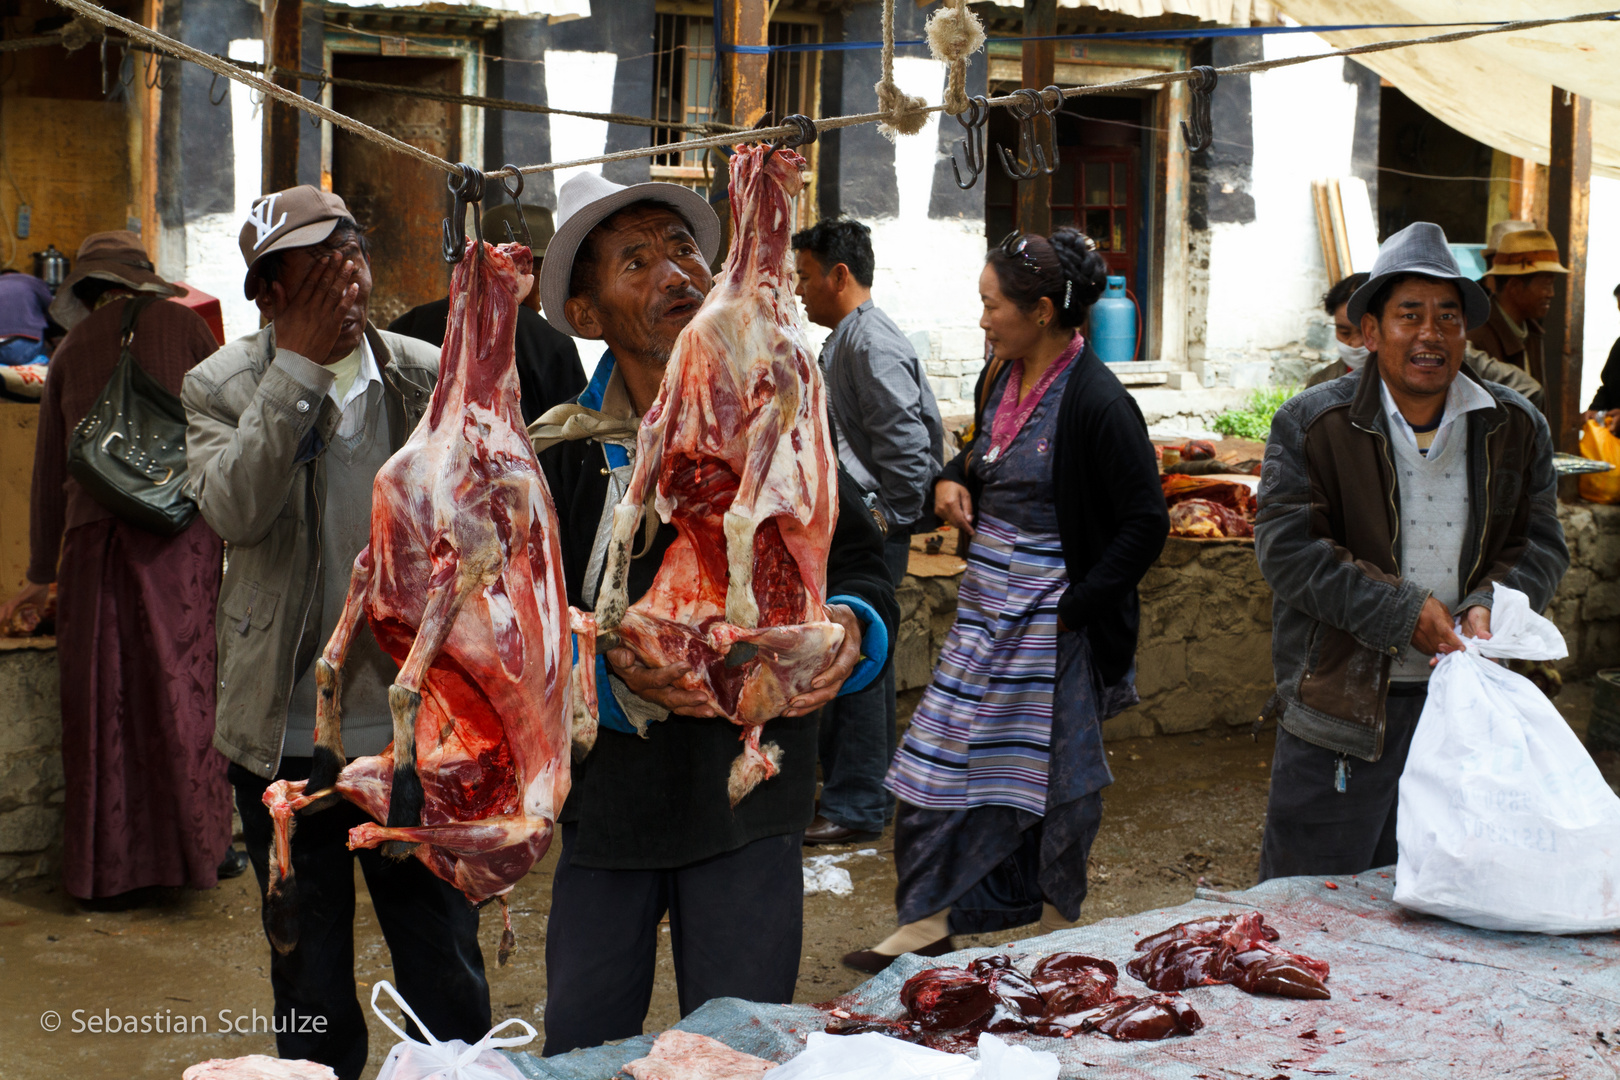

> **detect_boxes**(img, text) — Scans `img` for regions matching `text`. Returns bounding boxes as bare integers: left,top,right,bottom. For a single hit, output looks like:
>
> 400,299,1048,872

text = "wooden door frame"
986,38,1188,365
318,31,485,191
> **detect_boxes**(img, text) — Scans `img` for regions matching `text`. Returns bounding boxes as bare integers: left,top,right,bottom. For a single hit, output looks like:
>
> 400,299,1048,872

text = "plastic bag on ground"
372,981,535,1080
768,1032,1055,1080
1394,584,1620,933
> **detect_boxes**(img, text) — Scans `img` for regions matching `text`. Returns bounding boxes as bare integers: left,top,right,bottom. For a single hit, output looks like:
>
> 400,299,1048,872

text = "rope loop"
874,0,929,140
926,0,986,117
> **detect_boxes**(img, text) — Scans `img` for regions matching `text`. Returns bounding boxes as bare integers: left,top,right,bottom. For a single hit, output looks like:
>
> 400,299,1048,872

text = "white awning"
1273,0,1620,178
328,0,590,19
1056,0,1277,20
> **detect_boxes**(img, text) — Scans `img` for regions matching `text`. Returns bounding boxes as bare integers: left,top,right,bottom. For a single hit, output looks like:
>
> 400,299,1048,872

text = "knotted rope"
874,0,929,140
926,0,986,117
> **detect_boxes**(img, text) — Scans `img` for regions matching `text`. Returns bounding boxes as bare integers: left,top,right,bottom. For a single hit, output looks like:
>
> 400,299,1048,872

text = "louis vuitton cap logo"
248,194,288,251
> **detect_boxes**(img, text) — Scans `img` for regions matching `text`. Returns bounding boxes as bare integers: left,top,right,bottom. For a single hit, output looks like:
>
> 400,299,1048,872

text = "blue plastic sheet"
508,869,1620,1079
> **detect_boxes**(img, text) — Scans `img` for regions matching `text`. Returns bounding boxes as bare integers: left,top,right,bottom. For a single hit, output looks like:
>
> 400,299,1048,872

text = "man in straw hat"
527,170,896,1054
1254,221,1566,881
1469,227,1570,386
181,186,486,1080
390,202,585,424
0,230,239,908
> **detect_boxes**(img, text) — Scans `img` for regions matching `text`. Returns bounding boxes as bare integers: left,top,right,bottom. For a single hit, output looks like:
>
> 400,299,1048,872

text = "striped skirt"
886,513,1067,816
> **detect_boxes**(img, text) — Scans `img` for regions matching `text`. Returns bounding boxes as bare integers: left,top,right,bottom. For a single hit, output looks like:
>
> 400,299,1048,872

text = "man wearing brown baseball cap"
182,185,487,1080
1469,228,1570,386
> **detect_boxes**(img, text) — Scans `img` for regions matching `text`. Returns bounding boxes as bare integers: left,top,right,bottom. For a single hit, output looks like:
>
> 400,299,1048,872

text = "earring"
1038,319,1047,327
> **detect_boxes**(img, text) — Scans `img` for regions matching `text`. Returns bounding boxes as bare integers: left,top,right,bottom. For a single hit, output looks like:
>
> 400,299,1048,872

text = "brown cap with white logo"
238,185,355,300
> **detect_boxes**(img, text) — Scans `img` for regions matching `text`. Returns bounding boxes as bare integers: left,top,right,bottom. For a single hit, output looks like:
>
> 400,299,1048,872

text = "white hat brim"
539,181,721,338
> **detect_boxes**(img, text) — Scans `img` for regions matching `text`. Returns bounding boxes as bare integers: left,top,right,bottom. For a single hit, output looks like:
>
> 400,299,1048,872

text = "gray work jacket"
182,324,440,777
821,301,944,533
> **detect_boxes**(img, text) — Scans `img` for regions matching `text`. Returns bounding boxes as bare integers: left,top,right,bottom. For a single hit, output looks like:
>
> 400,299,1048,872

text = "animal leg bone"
568,607,600,758
383,559,481,859
726,725,781,807
306,547,376,806
261,778,323,954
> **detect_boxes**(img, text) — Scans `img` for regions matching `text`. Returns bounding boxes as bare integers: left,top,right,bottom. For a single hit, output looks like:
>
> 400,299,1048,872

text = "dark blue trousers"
232,759,491,1080
1257,689,1424,882
541,823,804,1056
816,533,910,833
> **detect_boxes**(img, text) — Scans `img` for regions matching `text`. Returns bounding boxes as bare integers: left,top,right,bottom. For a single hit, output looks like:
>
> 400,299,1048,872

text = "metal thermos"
33,245,69,292
1090,275,1138,365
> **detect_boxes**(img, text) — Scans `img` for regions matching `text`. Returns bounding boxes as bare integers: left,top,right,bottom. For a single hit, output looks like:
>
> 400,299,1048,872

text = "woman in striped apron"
844,229,1168,972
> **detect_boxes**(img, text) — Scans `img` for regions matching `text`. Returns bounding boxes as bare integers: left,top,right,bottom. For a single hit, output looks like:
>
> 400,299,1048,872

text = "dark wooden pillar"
1544,86,1592,453
262,0,303,194
719,0,769,128
1016,0,1056,237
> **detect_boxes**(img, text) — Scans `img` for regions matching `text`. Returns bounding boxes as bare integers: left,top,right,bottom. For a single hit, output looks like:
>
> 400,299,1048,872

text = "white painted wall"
181,38,266,344
1584,176,1620,410
1202,28,1360,386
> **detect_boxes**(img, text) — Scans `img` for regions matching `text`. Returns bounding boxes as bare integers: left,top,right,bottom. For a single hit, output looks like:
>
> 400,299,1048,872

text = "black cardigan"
540,436,898,870
939,345,1168,686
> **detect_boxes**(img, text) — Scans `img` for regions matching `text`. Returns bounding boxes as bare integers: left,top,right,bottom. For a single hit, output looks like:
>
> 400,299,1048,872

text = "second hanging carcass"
592,142,842,804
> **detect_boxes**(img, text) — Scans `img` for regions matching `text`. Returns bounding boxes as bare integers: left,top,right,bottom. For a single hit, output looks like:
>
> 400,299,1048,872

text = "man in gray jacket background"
182,186,488,1080
793,219,944,844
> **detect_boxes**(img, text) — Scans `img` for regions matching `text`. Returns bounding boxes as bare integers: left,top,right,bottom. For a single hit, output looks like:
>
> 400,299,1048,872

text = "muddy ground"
4,682,1612,1079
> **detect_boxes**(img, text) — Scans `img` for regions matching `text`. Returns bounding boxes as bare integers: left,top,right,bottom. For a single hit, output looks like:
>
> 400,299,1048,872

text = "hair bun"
1048,228,1109,312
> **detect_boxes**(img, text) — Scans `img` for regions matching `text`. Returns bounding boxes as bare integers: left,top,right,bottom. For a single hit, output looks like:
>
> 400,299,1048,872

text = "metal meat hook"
996,89,1049,181
1034,85,1063,176
762,113,817,169
497,165,534,250
950,95,989,190
1181,66,1218,153
441,163,486,264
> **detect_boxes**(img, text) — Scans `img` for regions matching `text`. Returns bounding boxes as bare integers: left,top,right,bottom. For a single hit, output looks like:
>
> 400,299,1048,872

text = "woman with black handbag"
0,232,239,905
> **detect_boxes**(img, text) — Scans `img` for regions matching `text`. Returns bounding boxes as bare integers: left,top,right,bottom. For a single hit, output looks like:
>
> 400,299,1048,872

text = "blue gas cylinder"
1090,275,1137,365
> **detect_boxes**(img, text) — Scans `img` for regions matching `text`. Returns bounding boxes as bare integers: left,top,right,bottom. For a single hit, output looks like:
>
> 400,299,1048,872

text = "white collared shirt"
329,336,381,439
1378,368,1496,460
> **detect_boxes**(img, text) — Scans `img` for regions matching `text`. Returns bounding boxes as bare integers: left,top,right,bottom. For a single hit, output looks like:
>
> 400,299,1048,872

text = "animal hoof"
265,877,300,954
382,840,420,861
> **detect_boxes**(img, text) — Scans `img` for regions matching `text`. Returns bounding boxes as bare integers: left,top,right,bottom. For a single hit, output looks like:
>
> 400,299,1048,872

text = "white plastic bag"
371,981,535,1080
972,1032,1059,1080
770,1031,1056,1080
1394,584,1620,933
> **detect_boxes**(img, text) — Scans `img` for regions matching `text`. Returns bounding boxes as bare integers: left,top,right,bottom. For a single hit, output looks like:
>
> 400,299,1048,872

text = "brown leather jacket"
1254,362,1567,760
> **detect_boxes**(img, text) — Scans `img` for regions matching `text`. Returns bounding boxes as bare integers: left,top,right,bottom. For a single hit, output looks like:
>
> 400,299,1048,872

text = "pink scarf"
983,333,1083,464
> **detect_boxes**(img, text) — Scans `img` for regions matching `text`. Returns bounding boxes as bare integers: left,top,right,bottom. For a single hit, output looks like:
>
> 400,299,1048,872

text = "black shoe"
841,935,955,974
803,814,881,846
217,848,250,880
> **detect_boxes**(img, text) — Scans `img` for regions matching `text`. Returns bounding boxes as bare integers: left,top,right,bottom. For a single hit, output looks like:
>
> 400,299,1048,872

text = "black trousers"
1257,690,1424,882
541,823,804,1056
231,759,492,1080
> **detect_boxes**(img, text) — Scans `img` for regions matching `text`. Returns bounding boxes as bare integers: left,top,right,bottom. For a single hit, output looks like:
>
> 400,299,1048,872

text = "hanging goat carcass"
592,142,842,806
261,239,596,963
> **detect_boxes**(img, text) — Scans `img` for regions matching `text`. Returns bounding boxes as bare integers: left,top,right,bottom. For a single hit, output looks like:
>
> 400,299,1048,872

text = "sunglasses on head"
999,231,1042,273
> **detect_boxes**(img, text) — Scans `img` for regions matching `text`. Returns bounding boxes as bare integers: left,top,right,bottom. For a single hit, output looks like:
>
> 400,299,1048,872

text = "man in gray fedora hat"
1253,221,1567,881
389,202,586,424
527,171,896,1054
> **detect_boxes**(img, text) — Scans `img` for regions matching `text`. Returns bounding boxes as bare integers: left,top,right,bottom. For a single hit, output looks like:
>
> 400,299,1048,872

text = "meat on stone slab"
593,142,842,806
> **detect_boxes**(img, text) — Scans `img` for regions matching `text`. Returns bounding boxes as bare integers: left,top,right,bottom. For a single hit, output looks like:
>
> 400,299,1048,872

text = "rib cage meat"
262,240,595,963
594,144,842,805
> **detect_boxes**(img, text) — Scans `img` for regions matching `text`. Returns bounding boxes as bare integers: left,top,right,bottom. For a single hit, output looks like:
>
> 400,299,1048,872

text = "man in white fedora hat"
528,171,896,1054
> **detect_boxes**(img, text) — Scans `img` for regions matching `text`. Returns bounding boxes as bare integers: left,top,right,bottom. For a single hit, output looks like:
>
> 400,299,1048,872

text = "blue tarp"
508,869,1620,1079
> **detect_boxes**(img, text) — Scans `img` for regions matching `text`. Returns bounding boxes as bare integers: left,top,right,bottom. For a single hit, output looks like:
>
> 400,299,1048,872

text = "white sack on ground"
1394,584,1620,934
